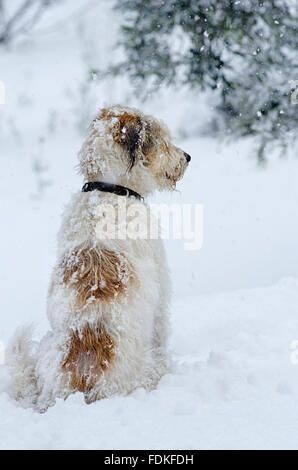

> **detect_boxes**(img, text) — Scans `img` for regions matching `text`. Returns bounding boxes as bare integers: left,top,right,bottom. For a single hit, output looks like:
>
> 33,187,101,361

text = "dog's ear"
111,113,144,171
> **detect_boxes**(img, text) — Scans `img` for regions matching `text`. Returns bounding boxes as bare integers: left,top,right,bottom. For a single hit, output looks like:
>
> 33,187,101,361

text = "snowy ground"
1,281,298,450
0,0,298,450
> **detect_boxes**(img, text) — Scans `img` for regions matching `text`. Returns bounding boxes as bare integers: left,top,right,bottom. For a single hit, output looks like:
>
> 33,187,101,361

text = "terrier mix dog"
8,105,190,412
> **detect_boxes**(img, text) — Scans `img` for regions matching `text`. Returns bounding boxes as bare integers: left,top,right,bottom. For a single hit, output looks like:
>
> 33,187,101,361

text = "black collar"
82,181,143,201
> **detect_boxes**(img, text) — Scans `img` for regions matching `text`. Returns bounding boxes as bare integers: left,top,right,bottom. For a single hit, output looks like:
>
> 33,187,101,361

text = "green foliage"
112,0,298,160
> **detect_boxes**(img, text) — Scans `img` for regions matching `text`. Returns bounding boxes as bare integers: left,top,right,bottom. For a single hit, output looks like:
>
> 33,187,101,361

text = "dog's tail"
7,325,39,406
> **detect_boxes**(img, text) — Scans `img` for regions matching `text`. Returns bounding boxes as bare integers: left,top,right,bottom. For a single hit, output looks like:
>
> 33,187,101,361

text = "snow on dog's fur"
8,105,190,412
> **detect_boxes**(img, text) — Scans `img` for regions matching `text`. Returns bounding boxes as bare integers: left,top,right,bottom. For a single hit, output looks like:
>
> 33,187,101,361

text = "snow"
1,280,298,450
0,0,298,450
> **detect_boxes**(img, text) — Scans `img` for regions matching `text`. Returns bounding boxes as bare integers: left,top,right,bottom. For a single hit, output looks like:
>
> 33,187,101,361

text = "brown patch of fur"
97,108,144,169
61,246,136,307
114,113,143,169
113,112,143,169
62,323,115,393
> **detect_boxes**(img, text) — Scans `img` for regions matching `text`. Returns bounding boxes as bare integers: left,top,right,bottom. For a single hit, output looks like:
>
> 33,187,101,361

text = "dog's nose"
184,152,191,163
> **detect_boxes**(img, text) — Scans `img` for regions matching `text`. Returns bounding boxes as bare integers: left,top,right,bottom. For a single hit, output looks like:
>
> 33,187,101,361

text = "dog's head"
79,105,191,195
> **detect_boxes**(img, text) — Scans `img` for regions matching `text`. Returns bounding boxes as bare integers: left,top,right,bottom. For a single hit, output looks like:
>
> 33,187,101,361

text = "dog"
8,105,191,412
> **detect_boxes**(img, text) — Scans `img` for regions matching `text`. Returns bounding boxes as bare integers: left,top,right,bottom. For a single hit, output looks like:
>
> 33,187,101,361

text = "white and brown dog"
8,105,190,412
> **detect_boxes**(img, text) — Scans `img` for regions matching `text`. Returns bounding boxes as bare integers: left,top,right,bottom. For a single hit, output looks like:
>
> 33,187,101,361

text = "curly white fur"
8,105,189,412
